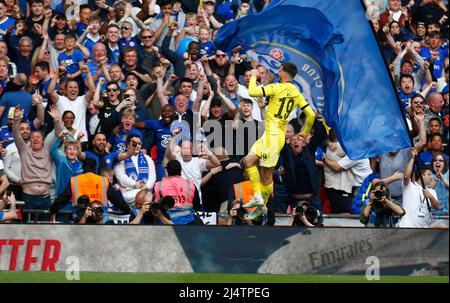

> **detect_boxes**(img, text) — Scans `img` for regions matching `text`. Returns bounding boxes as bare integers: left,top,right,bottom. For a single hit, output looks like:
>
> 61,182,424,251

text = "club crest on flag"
269,48,285,61
246,45,324,113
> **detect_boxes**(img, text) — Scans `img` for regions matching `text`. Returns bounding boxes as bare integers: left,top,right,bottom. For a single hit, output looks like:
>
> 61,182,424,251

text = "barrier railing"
3,204,449,226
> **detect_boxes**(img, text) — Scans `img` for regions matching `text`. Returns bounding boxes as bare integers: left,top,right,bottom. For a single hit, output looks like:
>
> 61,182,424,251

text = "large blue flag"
214,0,411,159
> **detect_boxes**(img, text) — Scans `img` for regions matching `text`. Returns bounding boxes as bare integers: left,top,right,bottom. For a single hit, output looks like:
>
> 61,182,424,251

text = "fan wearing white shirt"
166,130,220,199
237,69,264,121
399,147,440,228
47,64,96,143
114,135,156,208
323,155,373,198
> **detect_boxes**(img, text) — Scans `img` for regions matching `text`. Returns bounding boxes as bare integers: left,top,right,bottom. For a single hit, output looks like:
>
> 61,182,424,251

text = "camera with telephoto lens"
373,190,385,201
304,206,319,223
91,206,104,217
235,207,248,219
76,195,90,212
294,202,319,226
295,205,304,216
150,196,175,213
373,189,386,210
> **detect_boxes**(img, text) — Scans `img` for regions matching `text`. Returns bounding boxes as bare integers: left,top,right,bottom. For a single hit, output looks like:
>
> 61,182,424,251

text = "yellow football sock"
261,182,273,205
246,166,262,196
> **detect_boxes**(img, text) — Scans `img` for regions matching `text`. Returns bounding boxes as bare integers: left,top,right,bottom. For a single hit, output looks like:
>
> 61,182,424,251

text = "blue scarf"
124,152,149,183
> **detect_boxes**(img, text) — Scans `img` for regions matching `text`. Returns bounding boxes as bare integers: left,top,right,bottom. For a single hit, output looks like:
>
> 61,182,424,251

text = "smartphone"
123,93,130,99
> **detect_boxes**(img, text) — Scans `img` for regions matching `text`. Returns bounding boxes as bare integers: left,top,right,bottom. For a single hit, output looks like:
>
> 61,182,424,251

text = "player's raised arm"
297,95,316,136
248,69,274,97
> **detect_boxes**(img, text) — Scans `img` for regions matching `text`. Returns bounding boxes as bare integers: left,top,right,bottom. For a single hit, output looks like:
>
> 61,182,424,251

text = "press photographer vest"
155,176,196,225
154,176,195,207
233,181,254,203
70,173,109,206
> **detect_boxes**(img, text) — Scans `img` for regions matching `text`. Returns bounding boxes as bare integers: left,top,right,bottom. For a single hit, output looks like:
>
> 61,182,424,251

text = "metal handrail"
4,208,448,224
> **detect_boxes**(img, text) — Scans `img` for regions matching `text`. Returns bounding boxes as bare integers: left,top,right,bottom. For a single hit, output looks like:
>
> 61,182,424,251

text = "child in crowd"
398,74,417,109
184,12,198,28
57,33,86,80
199,26,216,57
106,108,143,153
74,4,92,37
78,17,102,56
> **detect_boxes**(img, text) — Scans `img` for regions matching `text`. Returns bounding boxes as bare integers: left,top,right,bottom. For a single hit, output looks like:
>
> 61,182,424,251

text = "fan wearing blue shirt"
118,21,141,52
420,32,448,80
57,34,86,80
78,17,102,59
134,104,176,181
78,132,138,175
74,4,92,37
0,74,33,127
199,27,217,57
106,108,143,153
0,2,15,41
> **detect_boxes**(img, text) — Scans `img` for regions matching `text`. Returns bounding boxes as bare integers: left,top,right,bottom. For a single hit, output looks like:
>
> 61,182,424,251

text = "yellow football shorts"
250,132,286,168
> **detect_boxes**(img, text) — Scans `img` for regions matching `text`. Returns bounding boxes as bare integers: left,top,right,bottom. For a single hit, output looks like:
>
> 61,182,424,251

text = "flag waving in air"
214,0,411,159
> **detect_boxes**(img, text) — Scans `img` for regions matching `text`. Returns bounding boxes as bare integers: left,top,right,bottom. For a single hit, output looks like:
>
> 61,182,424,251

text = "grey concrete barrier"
0,225,448,276
0,225,193,273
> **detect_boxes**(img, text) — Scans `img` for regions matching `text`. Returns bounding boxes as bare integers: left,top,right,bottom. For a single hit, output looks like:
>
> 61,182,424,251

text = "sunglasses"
106,87,118,92
141,35,153,39
121,27,131,30
216,54,227,58
413,101,424,104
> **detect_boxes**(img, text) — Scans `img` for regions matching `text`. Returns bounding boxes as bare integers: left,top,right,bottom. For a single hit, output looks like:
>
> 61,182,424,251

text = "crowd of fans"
0,0,448,228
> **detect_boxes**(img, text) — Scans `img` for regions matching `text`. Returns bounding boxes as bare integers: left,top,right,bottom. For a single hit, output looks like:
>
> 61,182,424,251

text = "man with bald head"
82,42,111,88
0,73,33,126
156,71,205,137
424,92,445,134
167,133,220,201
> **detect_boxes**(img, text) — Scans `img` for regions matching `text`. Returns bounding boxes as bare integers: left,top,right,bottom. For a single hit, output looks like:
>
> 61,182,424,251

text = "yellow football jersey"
249,76,315,135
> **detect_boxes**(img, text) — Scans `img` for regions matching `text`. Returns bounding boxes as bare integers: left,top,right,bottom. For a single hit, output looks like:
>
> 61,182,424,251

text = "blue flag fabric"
214,0,411,160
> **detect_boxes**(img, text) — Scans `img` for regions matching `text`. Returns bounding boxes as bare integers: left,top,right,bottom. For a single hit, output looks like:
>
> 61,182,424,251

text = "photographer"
288,201,323,227
360,181,406,227
50,158,131,217
153,160,203,225
73,195,91,223
79,200,113,224
130,189,173,225
225,200,253,226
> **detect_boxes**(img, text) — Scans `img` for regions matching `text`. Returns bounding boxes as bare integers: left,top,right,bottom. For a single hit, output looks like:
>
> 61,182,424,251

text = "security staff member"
50,158,131,215
154,159,202,225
